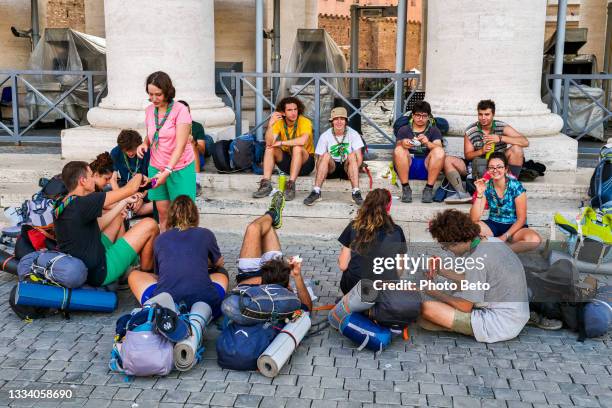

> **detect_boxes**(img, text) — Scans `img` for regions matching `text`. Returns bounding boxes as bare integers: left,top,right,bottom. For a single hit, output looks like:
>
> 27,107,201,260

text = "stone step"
196,189,580,230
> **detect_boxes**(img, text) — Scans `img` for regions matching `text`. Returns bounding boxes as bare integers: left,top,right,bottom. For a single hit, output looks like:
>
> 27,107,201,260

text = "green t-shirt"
192,121,206,142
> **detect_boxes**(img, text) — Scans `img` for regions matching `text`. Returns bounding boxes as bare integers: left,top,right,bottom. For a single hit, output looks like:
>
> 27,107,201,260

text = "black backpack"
588,144,612,211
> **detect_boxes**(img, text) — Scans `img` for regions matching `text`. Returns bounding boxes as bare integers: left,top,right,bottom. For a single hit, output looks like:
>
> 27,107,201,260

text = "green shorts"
101,234,138,286
148,161,196,202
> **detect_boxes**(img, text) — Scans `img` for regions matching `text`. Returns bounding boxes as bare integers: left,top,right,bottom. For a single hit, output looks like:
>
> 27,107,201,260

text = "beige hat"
329,107,348,122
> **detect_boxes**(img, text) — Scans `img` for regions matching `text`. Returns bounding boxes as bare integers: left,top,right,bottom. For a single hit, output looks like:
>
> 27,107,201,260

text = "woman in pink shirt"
137,71,196,231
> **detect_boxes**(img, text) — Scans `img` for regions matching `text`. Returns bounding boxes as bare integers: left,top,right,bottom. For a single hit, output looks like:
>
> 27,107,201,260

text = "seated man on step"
443,99,529,204
54,161,159,287
304,107,364,206
393,101,445,203
236,191,312,311
253,97,315,201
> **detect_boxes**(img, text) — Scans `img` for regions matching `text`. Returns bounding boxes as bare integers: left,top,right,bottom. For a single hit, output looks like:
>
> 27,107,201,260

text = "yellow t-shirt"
271,115,314,155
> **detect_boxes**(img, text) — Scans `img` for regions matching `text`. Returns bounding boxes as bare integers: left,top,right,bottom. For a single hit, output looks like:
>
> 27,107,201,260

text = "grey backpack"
17,250,87,289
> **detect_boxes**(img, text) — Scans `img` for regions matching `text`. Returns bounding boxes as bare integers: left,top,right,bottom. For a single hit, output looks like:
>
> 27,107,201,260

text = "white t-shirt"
315,127,364,162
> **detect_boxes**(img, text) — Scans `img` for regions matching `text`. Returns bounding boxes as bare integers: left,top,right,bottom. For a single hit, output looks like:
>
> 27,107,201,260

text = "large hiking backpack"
216,321,278,371
212,134,265,174
110,306,174,376
17,250,88,289
21,192,55,229
221,284,302,326
588,143,612,211
392,113,449,137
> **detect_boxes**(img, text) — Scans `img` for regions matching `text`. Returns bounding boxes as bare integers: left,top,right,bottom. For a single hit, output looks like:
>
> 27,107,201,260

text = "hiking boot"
421,186,434,203
527,311,562,330
284,180,296,201
253,179,273,198
401,184,412,203
444,191,472,204
268,190,285,229
352,190,364,205
303,190,322,206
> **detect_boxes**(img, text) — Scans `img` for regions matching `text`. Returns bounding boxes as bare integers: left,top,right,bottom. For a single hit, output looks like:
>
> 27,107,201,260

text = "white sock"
352,187,360,193
313,186,321,194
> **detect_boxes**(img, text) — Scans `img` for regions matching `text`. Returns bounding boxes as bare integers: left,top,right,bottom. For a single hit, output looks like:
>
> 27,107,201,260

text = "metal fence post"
235,74,242,136
11,73,20,143
562,78,570,134
314,76,320,145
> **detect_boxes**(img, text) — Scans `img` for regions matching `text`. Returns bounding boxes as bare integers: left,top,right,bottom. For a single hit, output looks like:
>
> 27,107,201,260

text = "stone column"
425,0,577,171
62,0,235,159
579,0,608,70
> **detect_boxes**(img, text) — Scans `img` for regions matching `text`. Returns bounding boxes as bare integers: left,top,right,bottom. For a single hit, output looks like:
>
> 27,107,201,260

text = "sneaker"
268,190,285,229
527,311,562,330
303,190,322,206
444,191,472,204
401,184,412,203
421,186,434,203
253,179,273,198
352,190,364,205
284,180,296,201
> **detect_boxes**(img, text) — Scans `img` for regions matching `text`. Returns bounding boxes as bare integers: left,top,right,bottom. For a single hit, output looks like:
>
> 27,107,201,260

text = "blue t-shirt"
485,177,526,224
110,146,150,187
153,227,222,308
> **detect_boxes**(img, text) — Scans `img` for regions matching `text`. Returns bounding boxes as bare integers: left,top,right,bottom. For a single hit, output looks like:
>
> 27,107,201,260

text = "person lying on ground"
419,209,530,343
470,152,541,253
303,107,364,206
443,99,529,204
393,100,445,203
128,195,228,318
110,129,154,216
253,97,315,201
236,191,312,311
338,188,407,295
54,161,159,287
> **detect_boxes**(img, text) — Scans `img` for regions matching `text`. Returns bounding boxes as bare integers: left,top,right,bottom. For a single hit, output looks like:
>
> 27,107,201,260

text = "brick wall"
46,0,85,31
319,14,422,72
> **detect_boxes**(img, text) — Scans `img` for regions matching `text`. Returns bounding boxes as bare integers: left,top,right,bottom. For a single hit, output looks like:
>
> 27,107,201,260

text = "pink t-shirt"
145,102,194,171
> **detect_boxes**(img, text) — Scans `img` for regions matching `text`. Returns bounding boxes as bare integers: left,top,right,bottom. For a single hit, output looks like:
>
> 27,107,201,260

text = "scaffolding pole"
393,0,408,120
552,0,568,114
255,0,264,140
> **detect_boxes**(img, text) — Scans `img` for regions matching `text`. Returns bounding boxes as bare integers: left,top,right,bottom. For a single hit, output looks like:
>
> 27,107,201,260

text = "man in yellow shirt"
253,97,315,201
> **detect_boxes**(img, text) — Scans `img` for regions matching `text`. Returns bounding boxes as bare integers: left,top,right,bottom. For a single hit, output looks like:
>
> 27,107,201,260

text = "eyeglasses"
487,165,505,171
413,113,429,119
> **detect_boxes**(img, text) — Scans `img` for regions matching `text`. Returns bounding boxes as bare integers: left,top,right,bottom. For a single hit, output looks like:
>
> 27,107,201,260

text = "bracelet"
476,194,483,199
164,166,173,173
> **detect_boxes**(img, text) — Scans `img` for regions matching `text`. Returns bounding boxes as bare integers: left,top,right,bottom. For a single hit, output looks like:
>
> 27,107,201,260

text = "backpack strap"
43,254,67,285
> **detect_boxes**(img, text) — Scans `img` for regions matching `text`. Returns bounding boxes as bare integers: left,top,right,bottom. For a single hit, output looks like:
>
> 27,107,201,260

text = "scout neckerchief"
487,175,508,216
152,101,174,151
331,126,349,161
469,237,481,254
122,153,140,181
282,116,299,141
53,195,77,219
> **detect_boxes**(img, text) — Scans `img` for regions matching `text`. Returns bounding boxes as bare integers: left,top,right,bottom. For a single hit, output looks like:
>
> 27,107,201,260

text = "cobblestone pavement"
0,233,610,408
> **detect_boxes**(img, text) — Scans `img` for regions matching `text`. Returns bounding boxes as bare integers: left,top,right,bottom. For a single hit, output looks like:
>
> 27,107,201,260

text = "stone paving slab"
0,233,609,407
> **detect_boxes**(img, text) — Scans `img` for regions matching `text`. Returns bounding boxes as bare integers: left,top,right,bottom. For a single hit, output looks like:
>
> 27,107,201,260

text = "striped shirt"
465,120,508,157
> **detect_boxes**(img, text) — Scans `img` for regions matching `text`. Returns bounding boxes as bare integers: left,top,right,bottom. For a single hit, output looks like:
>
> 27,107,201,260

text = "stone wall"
318,14,422,71
46,0,85,31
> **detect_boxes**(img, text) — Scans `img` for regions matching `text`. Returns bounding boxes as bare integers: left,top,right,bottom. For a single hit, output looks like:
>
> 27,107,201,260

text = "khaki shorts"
451,310,474,336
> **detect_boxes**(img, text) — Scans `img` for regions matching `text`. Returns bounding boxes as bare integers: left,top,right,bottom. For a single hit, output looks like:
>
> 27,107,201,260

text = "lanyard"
332,128,349,160
282,117,298,141
152,101,174,150
122,153,140,181
470,237,481,251
53,195,76,219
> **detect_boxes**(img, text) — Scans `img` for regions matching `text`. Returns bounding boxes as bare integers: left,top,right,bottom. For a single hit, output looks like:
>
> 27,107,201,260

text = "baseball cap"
154,306,190,342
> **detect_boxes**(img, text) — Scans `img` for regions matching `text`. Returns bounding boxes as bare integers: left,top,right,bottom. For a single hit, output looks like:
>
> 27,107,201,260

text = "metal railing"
0,70,107,143
219,72,421,148
545,73,612,140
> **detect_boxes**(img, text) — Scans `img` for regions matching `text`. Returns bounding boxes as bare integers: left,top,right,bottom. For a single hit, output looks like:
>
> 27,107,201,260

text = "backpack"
212,134,265,174
588,144,612,211
21,192,55,229
38,175,67,201
216,321,278,371
14,224,58,260
368,288,422,329
392,113,449,137
583,285,612,338
221,284,302,326
110,306,174,376
339,312,392,353
8,284,51,320
433,178,456,202
17,250,87,289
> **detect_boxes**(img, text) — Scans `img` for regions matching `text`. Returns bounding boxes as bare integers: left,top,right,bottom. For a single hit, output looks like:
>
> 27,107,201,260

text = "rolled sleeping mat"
173,302,213,371
15,282,117,312
144,292,177,313
257,312,311,378
340,312,392,352
549,250,612,275
329,280,375,330
0,249,18,275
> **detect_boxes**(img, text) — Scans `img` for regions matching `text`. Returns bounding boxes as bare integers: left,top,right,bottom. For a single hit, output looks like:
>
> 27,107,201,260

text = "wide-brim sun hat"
329,107,348,122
